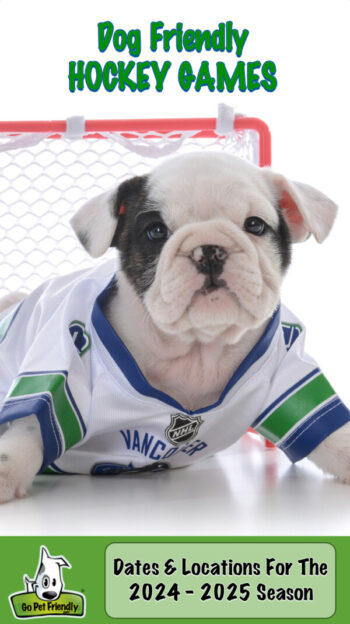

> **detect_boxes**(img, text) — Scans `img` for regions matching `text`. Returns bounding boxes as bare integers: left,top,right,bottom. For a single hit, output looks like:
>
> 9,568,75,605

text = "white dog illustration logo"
9,545,86,618
24,546,70,601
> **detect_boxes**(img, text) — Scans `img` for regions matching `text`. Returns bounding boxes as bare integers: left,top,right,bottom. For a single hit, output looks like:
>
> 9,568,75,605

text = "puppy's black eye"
146,223,170,242
42,576,50,588
244,217,266,236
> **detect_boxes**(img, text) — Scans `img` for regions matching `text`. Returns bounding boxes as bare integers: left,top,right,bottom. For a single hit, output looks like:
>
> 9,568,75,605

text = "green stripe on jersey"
256,374,336,444
9,373,83,451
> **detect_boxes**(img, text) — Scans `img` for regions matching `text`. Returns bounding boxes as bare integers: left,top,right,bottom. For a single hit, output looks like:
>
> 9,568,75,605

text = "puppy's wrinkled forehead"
148,153,279,228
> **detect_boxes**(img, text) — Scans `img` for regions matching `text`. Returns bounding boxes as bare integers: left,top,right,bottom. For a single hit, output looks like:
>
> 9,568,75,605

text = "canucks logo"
91,461,169,475
69,321,90,356
9,546,85,618
165,413,203,446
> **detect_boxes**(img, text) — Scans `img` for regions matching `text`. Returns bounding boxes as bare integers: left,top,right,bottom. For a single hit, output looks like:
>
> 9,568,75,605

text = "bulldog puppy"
0,152,349,503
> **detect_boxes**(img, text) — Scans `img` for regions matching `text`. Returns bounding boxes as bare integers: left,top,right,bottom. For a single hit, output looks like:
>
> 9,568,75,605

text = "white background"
0,0,348,399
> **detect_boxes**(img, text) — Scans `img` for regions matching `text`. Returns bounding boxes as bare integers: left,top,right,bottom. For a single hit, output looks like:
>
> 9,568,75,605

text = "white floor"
1,434,349,536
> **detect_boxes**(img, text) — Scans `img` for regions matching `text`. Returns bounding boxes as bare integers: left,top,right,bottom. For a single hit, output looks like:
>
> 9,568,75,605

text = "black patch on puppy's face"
110,175,170,296
274,208,292,273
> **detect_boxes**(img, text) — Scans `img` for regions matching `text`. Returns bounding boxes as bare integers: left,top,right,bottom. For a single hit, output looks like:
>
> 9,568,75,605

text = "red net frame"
0,115,271,166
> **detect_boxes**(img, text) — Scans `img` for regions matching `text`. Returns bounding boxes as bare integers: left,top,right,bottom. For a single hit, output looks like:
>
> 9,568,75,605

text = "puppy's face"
72,153,337,344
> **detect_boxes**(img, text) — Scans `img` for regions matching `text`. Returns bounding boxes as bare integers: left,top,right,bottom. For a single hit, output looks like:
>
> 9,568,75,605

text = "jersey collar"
91,280,281,415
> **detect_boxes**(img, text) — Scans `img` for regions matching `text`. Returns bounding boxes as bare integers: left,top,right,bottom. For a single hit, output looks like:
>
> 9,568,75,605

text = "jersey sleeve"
252,310,350,462
0,292,90,473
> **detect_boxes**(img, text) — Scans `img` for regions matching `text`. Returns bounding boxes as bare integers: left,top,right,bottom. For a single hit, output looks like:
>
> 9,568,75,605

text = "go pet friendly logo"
9,546,86,618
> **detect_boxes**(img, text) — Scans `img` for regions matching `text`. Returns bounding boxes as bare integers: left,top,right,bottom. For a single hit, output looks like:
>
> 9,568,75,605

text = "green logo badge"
9,546,86,618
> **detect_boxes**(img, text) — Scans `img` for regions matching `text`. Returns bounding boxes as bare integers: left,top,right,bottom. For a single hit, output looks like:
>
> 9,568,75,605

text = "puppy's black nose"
190,245,228,275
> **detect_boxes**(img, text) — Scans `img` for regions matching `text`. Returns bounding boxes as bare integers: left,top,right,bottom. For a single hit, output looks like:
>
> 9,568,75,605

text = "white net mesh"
0,125,259,297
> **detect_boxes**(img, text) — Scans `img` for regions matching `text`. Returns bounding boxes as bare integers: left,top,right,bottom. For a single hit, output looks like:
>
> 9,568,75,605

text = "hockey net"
0,113,271,298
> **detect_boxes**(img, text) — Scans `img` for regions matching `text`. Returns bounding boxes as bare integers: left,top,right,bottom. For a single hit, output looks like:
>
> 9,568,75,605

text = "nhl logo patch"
165,413,203,446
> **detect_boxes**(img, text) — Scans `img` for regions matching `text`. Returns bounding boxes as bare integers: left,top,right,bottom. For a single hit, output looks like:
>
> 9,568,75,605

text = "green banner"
10,592,85,618
105,543,335,619
0,537,349,623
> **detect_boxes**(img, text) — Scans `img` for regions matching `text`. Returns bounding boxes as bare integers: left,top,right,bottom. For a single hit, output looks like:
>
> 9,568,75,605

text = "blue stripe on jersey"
252,368,321,428
92,281,281,415
279,398,350,462
0,395,63,471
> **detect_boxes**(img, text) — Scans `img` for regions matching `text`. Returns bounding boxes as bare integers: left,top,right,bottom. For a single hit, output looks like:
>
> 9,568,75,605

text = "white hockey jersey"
0,260,349,475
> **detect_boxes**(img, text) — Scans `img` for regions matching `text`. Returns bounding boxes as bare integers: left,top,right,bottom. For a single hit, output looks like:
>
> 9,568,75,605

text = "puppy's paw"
0,463,28,503
308,422,350,483
0,414,44,503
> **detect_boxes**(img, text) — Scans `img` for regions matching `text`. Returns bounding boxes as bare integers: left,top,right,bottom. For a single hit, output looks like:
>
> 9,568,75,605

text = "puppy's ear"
70,189,118,258
263,169,337,243
71,175,148,257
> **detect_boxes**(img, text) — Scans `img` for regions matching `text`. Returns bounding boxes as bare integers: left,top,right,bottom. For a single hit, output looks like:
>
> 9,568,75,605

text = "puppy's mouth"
197,275,228,295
